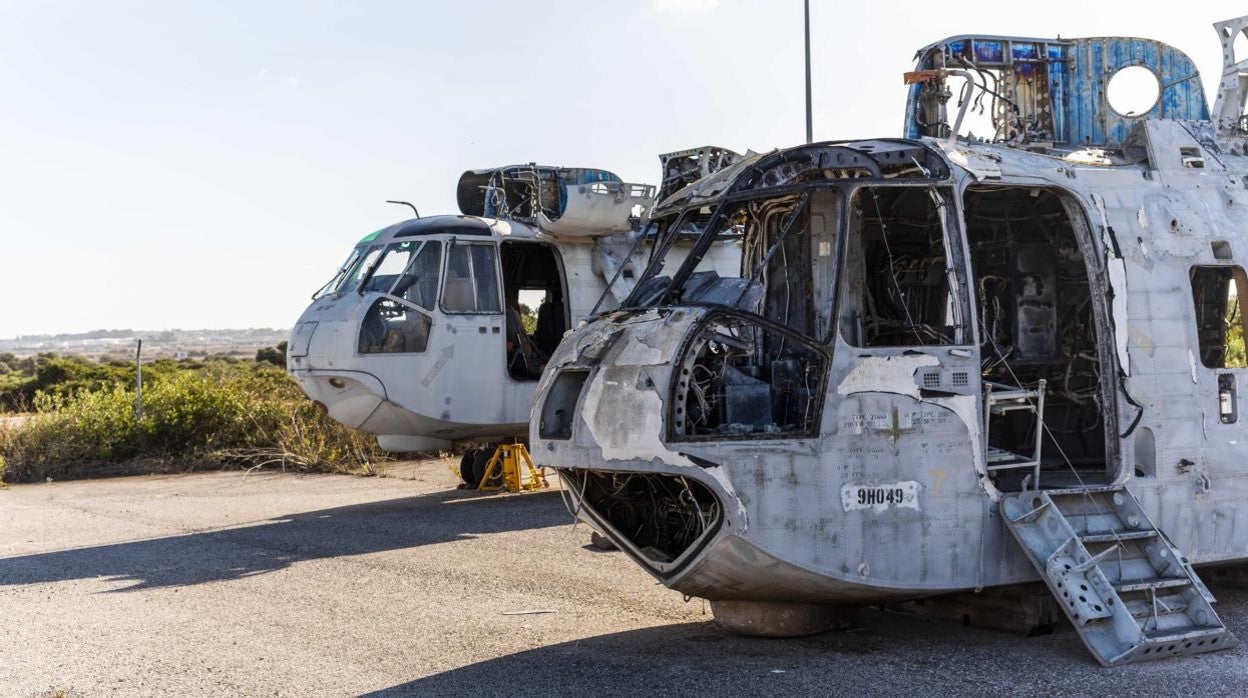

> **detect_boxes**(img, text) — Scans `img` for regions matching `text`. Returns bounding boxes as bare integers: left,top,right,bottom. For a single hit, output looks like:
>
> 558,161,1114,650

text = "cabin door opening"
500,241,568,381
963,186,1115,489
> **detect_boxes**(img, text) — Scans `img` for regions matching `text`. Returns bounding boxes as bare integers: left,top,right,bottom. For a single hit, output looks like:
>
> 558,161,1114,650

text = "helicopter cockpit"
303,216,568,367
289,214,569,452
288,153,735,456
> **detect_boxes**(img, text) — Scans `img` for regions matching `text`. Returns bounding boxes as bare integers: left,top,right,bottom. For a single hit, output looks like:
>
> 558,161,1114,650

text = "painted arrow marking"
420,344,455,388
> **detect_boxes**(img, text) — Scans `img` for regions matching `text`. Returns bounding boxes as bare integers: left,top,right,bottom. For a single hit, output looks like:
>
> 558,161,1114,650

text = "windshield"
361,241,419,295
313,247,365,300
391,241,442,310
355,241,443,355
627,221,744,309
626,191,832,339
337,246,382,295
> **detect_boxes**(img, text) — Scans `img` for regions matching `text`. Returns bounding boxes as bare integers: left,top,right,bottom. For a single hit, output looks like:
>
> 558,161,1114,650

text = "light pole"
804,0,812,144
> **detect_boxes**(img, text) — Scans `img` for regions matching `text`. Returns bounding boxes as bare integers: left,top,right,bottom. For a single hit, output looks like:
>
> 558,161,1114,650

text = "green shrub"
0,361,388,482
255,341,288,367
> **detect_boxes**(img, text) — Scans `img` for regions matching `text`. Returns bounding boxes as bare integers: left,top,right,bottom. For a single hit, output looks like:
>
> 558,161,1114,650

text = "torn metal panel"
581,368,692,466
656,146,746,204
943,147,1002,180
836,355,940,398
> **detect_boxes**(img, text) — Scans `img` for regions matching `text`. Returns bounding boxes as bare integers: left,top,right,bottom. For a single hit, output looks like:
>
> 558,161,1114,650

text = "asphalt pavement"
2,461,1247,696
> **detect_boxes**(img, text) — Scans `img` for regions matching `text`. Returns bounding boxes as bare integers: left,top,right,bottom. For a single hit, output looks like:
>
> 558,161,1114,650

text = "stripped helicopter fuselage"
530,18,1248,665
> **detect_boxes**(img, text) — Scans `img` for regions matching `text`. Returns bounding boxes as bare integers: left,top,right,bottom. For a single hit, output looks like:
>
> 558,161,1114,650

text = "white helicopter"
286,149,742,486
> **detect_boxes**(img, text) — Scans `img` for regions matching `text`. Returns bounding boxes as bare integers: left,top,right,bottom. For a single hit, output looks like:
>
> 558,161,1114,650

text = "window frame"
358,240,421,296
835,182,971,349
387,240,443,311
356,295,435,356
335,245,383,297
1189,263,1248,369
439,239,503,315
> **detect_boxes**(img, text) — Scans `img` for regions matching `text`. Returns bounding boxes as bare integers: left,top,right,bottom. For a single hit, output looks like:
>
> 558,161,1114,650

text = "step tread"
1042,485,1125,497
1123,593,1192,619
1079,529,1158,543
1130,607,1194,622
1113,576,1192,593
1142,625,1230,641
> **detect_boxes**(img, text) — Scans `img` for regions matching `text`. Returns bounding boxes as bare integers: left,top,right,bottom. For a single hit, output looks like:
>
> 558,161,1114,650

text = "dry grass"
0,366,390,483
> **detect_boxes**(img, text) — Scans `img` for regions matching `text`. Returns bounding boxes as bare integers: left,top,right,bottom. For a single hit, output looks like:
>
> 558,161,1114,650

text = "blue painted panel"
1051,46,1067,141
903,83,924,139
975,40,1004,63
1013,43,1039,61
904,34,1210,146
1069,38,1208,145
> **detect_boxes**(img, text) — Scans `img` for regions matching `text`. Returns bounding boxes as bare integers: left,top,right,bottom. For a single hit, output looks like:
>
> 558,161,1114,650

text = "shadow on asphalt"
359,611,1075,696
365,585,1248,696
361,620,888,696
0,488,568,591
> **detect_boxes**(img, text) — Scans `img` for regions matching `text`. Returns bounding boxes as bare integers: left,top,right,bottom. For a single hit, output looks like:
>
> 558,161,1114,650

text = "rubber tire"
460,450,483,488
476,448,503,488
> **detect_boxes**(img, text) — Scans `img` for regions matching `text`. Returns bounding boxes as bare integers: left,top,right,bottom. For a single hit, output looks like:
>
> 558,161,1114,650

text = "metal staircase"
1000,485,1236,666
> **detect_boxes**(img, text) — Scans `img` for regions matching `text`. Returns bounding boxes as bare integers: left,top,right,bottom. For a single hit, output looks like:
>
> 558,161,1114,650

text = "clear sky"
2,0,1245,338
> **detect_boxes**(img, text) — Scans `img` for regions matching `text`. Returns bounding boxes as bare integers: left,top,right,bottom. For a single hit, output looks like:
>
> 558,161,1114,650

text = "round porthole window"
1106,66,1160,117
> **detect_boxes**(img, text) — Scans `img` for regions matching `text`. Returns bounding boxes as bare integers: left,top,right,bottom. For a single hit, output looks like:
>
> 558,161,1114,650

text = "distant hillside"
0,328,291,359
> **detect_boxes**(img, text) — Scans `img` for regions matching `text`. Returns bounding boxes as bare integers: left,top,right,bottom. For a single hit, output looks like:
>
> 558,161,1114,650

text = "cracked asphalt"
2,461,1247,696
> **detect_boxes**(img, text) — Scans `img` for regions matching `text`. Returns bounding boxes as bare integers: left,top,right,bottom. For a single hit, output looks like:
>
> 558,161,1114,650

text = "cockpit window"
313,248,363,300
442,242,501,313
359,298,432,354
838,185,964,347
391,241,442,311
357,241,442,354
361,241,417,294
627,192,817,338
337,246,382,295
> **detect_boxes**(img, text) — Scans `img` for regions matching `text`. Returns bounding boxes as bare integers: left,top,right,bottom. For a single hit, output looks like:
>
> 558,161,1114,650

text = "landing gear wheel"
476,448,503,488
460,447,499,489
460,448,488,488
459,451,480,488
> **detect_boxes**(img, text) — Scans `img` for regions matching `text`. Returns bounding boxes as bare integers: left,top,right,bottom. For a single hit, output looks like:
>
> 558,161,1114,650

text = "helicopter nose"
290,368,387,430
288,320,319,363
286,304,393,431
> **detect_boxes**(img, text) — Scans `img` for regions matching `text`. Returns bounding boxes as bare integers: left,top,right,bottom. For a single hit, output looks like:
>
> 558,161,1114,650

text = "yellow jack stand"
477,442,548,493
